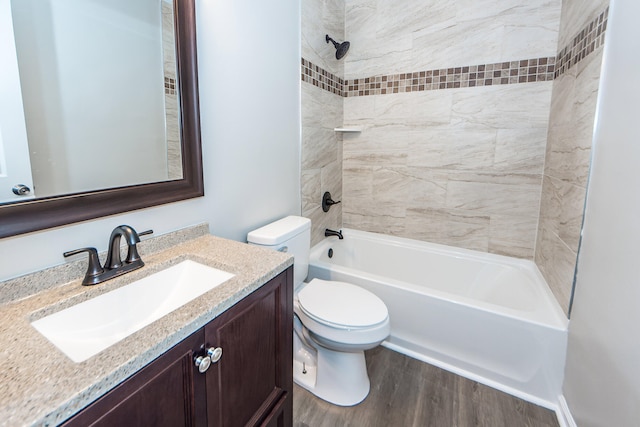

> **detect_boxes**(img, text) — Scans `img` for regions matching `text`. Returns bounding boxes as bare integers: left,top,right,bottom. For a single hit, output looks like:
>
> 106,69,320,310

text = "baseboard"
556,395,577,427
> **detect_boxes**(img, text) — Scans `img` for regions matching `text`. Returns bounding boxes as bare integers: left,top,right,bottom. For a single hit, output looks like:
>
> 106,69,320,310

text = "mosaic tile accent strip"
300,7,609,97
555,6,609,78
344,57,555,97
301,58,344,96
164,76,176,95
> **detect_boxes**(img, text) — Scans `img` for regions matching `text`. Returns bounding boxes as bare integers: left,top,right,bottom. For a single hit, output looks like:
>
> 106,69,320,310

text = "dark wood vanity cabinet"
62,268,293,427
204,268,293,427
62,329,207,427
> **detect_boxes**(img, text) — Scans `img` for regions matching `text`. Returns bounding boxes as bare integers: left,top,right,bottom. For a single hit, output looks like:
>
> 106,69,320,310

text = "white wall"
0,0,301,282
196,0,301,241
562,0,640,425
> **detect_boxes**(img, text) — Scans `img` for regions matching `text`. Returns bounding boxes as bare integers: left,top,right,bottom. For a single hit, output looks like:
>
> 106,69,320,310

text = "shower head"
326,34,350,60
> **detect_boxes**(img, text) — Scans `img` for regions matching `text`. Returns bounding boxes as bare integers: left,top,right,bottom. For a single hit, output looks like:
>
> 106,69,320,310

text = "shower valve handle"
322,192,341,212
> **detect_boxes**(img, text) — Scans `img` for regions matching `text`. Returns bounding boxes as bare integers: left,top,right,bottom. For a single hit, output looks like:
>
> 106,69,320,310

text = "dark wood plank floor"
293,346,559,427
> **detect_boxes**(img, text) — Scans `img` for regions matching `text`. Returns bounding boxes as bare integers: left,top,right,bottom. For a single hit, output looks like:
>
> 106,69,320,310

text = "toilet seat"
297,279,388,330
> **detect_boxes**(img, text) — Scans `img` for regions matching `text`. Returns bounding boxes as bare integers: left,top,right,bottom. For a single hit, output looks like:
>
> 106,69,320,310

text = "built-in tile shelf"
334,127,362,133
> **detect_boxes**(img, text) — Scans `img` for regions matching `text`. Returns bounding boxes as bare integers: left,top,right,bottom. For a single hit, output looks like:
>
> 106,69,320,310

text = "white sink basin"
31,260,234,363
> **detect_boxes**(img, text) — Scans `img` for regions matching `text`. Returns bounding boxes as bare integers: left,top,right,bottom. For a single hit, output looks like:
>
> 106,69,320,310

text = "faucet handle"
322,192,342,212
63,247,105,285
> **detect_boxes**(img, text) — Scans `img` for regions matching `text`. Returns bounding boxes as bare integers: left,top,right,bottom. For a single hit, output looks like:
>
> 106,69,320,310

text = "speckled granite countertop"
0,226,292,426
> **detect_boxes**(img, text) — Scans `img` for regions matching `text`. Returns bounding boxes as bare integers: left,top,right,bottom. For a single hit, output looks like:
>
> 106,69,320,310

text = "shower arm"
325,35,339,49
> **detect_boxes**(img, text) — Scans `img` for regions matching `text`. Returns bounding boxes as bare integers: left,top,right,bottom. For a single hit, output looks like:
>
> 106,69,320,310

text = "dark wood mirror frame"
0,0,203,239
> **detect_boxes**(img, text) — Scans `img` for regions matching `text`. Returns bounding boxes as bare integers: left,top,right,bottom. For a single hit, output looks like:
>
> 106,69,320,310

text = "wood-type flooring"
293,346,560,427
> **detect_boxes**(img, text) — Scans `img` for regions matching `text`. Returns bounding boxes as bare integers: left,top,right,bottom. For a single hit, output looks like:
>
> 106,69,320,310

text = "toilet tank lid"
247,216,311,245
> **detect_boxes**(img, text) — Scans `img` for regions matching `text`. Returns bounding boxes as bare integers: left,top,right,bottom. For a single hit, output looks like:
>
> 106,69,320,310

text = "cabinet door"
62,329,207,427
204,268,293,427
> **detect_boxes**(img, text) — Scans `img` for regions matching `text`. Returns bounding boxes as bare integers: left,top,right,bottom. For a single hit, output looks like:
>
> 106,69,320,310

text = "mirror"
0,0,203,238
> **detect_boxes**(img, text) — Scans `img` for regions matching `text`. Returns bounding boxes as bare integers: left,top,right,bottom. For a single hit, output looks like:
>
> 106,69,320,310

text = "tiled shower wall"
301,0,609,315
301,0,344,245
162,1,182,180
536,1,609,315
341,1,562,258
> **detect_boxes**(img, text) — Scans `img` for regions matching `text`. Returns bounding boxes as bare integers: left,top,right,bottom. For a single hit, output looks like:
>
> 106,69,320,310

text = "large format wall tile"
373,91,454,125
446,178,541,217
538,174,586,251
489,214,539,258
410,18,504,72
535,218,577,314
407,127,498,171
535,3,608,316
544,124,592,188
343,166,373,199
302,0,345,77
343,210,407,236
545,50,602,188
494,128,548,174
451,83,553,129
405,208,491,252
404,167,449,208
303,0,606,317
301,0,345,246
302,168,323,214
302,126,338,170
557,0,609,49
345,0,561,78
343,83,551,259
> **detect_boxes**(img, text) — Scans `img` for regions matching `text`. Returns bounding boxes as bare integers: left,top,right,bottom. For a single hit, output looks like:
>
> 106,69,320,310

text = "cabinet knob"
207,347,223,363
194,347,222,374
194,355,211,373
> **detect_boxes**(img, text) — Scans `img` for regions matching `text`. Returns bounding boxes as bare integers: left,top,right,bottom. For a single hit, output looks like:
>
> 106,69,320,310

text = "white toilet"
247,216,390,406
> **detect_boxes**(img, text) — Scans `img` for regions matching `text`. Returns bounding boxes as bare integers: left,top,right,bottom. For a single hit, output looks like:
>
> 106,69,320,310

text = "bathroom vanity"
0,226,293,426
63,269,292,426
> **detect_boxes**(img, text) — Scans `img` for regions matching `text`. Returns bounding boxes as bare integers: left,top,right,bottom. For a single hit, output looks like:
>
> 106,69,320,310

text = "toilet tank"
247,216,311,286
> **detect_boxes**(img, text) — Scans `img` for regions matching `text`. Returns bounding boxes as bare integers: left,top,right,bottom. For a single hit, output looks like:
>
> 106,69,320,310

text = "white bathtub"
308,228,568,408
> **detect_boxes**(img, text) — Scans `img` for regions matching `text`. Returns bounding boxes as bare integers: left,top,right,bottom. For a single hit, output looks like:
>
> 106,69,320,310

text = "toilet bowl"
293,278,390,405
247,216,390,406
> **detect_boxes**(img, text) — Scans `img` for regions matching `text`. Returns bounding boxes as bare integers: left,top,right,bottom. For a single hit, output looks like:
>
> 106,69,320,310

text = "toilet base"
293,333,370,406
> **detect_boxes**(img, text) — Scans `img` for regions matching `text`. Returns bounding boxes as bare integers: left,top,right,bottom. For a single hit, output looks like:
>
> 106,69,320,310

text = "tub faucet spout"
325,228,343,239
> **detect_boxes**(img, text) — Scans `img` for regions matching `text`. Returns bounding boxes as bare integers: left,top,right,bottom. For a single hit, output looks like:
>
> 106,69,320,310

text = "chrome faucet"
64,225,152,286
325,228,344,239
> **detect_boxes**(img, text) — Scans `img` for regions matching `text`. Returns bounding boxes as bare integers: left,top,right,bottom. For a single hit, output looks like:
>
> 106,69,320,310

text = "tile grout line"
301,5,609,98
